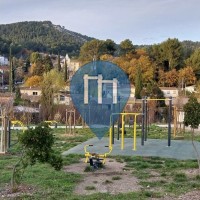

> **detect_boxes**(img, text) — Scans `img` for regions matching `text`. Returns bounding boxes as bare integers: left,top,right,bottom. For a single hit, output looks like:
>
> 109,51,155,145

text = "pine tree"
9,46,15,93
57,53,61,72
64,58,68,81
135,66,143,99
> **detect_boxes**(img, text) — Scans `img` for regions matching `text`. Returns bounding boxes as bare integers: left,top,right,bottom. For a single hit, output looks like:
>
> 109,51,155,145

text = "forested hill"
0,21,93,56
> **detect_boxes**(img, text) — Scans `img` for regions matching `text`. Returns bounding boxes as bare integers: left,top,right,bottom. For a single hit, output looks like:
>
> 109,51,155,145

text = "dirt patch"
64,158,141,195
178,190,200,200
181,169,199,178
0,184,35,199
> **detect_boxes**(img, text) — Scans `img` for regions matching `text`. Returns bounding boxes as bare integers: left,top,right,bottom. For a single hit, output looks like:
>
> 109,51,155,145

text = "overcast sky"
0,0,200,45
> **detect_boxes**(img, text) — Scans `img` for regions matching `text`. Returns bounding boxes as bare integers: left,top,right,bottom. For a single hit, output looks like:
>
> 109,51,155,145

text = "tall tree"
57,53,61,72
9,46,15,92
135,66,143,99
178,66,196,86
43,55,53,73
79,39,104,63
102,39,116,55
64,58,68,81
161,38,184,70
185,49,200,76
128,55,154,84
119,39,135,55
40,69,65,120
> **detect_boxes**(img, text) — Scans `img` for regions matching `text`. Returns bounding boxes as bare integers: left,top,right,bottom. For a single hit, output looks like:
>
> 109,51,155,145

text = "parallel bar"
168,96,172,147
112,118,115,144
146,98,170,101
109,127,112,148
144,97,147,141
121,114,125,150
133,114,137,150
141,98,145,145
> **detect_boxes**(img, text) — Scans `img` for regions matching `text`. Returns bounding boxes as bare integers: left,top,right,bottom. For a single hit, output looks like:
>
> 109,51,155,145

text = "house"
159,87,179,98
54,93,71,105
185,85,195,93
20,87,42,103
61,54,80,77
0,56,8,65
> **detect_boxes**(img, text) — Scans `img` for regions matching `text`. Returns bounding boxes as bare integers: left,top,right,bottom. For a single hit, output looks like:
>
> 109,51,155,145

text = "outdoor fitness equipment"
44,120,58,128
84,144,113,168
11,120,26,132
109,112,143,150
142,97,172,147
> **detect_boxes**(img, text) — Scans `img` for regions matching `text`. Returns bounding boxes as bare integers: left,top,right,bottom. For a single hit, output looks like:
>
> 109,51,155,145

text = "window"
60,95,65,101
166,91,170,94
33,92,38,95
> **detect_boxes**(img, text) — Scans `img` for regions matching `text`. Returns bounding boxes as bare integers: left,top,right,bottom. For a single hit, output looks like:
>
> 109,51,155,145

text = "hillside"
0,21,93,56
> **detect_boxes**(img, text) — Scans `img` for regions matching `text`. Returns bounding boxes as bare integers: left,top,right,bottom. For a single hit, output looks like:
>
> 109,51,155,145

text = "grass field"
0,126,200,199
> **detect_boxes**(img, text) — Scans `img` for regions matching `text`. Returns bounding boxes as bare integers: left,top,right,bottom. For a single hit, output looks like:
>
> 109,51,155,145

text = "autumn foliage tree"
40,69,65,120
24,75,43,87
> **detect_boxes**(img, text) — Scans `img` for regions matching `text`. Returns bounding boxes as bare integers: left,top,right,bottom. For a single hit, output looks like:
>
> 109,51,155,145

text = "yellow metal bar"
145,98,169,101
11,120,25,132
133,115,137,150
121,114,125,150
120,113,142,115
109,127,112,148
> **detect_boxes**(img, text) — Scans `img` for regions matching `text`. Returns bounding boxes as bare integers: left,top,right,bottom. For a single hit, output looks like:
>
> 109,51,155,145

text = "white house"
0,56,8,65
61,54,80,73
159,87,179,98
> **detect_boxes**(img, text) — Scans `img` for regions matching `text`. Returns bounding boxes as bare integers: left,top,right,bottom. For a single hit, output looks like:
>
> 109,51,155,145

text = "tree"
178,66,196,86
30,61,44,76
149,38,184,70
43,55,53,73
185,49,200,76
57,53,61,72
102,39,116,55
135,66,143,99
184,96,200,173
30,52,41,63
164,69,178,87
24,75,43,87
119,39,135,55
23,56,30,73
79,39,104,63
64,58,68,81
160,38,184,70
11,124,63,191
128,55,154,84
14,87,22,105
40,69,65,120
9,47,15,92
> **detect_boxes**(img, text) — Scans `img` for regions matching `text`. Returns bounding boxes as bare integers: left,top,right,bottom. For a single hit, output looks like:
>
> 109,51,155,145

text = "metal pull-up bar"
142,96,172,147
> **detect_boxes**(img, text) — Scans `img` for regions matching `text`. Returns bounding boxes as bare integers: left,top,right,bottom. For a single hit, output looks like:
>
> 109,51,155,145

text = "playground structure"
66,109,76,134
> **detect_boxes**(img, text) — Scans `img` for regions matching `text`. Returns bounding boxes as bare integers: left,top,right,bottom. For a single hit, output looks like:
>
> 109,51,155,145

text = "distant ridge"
0,21,93,56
